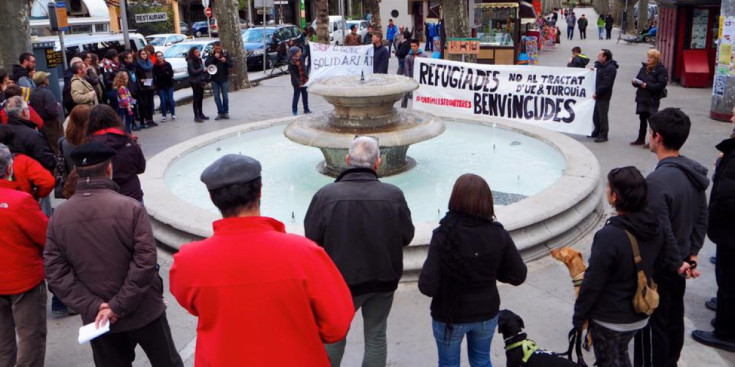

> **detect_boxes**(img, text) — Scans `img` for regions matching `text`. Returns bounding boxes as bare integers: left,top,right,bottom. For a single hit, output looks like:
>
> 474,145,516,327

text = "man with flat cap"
170,154,354,366
44,142,183,367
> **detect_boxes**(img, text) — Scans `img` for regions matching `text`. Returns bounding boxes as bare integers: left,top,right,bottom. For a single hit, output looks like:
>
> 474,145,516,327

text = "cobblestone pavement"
44,8,734,366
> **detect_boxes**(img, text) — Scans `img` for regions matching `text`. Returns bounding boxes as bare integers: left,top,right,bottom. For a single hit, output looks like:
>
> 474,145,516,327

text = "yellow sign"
56,5,68,29
719,43,732,65
720,15,724,39
46,49,64,69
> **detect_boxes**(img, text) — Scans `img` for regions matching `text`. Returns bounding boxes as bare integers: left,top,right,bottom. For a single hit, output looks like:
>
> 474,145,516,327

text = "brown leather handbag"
625,230,659,315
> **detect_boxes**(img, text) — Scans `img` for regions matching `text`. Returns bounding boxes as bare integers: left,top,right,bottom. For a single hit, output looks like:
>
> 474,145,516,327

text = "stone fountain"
284,74,446,176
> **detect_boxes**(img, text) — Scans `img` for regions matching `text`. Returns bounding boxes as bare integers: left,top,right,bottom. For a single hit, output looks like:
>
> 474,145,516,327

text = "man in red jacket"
170,154,354,366
0,143,48,367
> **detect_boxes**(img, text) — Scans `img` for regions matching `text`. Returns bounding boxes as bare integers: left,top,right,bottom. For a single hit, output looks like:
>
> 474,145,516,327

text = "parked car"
241,24,303,70
346,20,369,42
311,16,347,45
163,38,218,88
180,21,189,35
146,33,187,53
192,18,218,37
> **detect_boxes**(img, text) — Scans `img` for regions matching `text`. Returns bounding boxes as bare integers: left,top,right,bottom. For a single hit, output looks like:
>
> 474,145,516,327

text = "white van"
35,32,147,63
312,16,347,45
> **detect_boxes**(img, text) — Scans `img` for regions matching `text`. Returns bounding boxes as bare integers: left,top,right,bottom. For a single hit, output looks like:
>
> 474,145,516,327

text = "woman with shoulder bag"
573,166,665,367
419,174,527,367
631,49,668,147
186,47,209,123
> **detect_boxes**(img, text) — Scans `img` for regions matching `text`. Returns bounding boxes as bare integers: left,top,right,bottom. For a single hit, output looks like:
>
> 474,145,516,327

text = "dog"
551,246,592,349
498,310,578,367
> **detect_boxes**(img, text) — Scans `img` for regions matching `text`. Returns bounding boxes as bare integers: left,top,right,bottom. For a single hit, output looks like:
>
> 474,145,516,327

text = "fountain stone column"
284,74,446,177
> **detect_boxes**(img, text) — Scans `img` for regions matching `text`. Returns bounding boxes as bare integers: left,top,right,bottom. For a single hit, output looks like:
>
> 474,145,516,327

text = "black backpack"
62,79,77,115
53,137,68,199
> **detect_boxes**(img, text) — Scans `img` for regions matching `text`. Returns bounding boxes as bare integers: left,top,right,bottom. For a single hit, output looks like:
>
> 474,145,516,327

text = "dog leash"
552,328,588,366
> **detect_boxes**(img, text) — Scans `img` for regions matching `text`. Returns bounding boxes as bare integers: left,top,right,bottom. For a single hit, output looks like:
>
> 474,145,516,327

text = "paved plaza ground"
43,7,735,367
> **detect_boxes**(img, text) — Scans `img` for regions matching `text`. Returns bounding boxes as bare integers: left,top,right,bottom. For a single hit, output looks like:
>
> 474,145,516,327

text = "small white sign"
135,12,168,24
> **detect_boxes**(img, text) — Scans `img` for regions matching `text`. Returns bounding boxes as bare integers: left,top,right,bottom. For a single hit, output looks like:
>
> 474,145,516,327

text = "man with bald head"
305,136,415,367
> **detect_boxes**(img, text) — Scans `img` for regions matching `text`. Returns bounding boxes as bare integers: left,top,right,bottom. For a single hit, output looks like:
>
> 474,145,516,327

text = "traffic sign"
205,7,212,17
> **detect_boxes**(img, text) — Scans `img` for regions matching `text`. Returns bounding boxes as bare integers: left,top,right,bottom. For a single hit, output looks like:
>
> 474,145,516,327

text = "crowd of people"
0,12,734,367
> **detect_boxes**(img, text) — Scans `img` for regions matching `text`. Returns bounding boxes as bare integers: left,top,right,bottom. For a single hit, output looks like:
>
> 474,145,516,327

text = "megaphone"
206,64,218,75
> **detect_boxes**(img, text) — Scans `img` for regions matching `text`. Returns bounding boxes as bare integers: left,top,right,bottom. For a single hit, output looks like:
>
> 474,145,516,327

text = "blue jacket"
386,24,398,41
373,45,389,74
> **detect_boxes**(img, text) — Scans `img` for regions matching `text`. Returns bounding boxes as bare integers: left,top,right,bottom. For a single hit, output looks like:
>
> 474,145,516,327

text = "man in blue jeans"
305,137,415,367
386,19,398,57
205,41,232,120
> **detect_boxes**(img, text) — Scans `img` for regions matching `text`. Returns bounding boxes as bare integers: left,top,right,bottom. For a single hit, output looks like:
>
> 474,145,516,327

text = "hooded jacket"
419,212,527,324
404,49,426,78
44,178,165,333
646,156,709,272
633,62,668,108
89,128,146,201
574,211,663,328
304,168,414,297
594,59,619,101
567,54,590,68
709,138,735,246
205,51,233,84
12,64,35,89
6,116,55,172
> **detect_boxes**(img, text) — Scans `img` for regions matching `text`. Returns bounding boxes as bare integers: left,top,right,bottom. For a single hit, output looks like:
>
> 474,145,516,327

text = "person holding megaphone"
205,41,233,120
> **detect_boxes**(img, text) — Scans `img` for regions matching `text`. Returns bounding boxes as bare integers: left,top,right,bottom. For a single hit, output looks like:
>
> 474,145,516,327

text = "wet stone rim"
141,114,603,268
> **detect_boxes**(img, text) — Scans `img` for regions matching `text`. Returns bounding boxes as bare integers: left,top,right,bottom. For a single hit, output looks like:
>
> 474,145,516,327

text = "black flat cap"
200,154,261,190
70,142,116,167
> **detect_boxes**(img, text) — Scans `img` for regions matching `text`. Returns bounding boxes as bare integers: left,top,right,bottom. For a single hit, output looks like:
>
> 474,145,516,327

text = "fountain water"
284,74,446,176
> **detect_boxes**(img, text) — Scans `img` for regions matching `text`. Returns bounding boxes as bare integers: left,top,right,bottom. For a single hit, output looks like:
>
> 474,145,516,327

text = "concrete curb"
141,114,603,272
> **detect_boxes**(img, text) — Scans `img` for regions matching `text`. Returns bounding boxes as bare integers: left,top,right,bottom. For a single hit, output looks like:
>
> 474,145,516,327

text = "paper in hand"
633,78,644,85
143,78,154,87
78,321,110,344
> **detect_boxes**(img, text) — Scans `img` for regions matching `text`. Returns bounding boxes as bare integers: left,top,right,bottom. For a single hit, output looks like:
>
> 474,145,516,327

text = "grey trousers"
593,99,611,138
326,291,395,367
0,281,47,367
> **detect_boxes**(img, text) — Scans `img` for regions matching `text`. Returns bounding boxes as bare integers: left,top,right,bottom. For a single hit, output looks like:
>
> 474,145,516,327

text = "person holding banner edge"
589,49,618,143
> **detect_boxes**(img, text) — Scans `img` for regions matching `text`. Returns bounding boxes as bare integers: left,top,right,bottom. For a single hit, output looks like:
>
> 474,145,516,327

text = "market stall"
471,0,521,64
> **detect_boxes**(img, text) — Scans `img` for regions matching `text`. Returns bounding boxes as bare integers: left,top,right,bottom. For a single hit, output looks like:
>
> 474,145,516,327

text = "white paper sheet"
143,78,154,87
78,321,110,344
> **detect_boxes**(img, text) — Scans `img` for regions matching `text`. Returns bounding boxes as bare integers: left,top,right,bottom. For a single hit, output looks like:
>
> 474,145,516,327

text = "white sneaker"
172,115,176,120
162,116,167,122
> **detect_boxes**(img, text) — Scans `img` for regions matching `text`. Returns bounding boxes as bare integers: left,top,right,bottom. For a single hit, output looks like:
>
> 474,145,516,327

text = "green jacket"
597,18,605,27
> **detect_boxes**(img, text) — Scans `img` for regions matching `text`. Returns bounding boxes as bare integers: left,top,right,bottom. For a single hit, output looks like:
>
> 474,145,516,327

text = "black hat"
200,154,261,190
70,142,116,167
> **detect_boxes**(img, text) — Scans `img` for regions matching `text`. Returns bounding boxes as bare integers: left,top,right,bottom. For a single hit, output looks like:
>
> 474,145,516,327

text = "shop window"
474,2,517,47
690,9,708,49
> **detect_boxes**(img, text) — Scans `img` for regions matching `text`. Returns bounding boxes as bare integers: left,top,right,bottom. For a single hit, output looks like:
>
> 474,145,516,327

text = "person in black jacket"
630,49,668,146
590,49,618,143
372,32,389,74
187,47,209,123
153,52,175,122
29,72,63,155
119,52,144,130
287,47,310,116
692,113,735,351
3,96,55,172
304,136,414,367
135,49,157,127
86,105,146,202
567,46,590,68
645,108,709,366
419,173,526,367
395,30,411,75
205,41,233,120
605,14,614,39
574,166,663,367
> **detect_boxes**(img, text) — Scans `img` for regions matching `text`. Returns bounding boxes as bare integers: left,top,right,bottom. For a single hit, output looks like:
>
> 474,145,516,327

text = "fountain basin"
142,114,603,270
285,109,445,176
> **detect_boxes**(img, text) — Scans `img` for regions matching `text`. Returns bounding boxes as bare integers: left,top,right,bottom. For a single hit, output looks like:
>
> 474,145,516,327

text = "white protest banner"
306,43,374,86
412,58,596,136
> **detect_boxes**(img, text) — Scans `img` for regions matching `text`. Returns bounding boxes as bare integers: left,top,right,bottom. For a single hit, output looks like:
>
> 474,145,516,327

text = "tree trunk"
592,0,608,18
215,0,251,89
441,0,474,62
315,0,329,44
612,0,623,28
366,0,382,33
0,0,31,71
637,0,648,33
624,0,635,35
